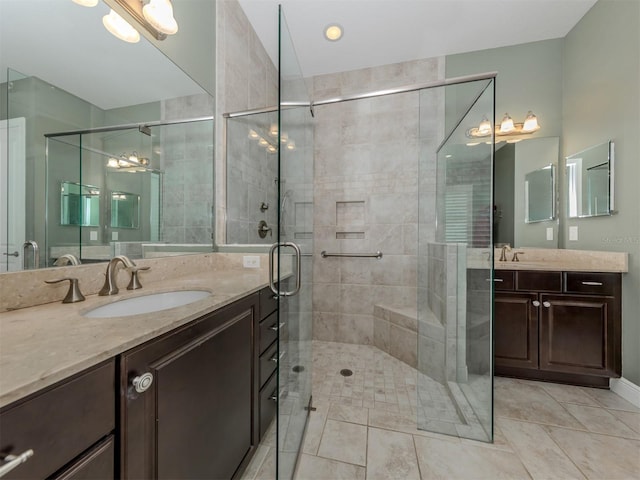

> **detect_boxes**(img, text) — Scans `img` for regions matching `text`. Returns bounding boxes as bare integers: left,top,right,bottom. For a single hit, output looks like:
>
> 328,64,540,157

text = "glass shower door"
417,78,495,442
276,6,314,478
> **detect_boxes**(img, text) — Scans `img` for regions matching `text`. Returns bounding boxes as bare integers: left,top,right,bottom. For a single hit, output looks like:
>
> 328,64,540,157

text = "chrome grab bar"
321,250,382,259
269,242,302,297
22,240,39,270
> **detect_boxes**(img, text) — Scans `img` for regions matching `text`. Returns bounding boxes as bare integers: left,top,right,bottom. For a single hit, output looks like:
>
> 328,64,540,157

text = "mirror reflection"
566,141,614,218
111,192,140,229
525,165,555,223
0,0,214,271
60,182,101,227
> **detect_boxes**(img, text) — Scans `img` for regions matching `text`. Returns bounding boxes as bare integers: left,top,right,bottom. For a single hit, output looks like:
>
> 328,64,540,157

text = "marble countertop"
0,268,270,408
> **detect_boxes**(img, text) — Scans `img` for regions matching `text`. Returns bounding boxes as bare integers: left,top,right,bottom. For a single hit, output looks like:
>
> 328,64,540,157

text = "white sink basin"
83,290,212,318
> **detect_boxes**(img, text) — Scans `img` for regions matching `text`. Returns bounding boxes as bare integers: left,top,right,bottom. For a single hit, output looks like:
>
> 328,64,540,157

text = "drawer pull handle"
269,389,278,402
270,351,286,363
132,372,154,393
581,281,603,286
543,301,551,308
0,449,34,477
486,278,503,282
532,300,540,307
270,322,285,331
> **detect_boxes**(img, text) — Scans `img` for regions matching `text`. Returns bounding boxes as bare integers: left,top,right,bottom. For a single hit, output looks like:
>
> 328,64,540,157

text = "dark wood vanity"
0,287,278,480
494,269,622,387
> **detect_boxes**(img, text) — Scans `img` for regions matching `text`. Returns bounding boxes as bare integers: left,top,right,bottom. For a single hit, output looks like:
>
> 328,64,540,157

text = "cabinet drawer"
259,372,277,440
259,286,278,320
0,361,115,480
516,271,562,292
564,272,621,296
259,311,280,354
494,270,515,291
52,435,115,480
260,341,278,388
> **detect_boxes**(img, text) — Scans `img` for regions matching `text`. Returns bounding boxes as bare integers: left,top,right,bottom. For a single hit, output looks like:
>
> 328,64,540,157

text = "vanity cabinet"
257,286,279,440
0,361,115,480
495,270,621,387
119,294,259,480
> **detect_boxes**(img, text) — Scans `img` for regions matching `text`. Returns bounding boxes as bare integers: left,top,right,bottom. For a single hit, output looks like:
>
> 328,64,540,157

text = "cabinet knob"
132,372,154,393
543,301,551,308
532,300,540,307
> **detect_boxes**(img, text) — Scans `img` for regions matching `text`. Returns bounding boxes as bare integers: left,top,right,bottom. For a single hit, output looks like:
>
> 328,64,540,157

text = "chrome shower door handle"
269,242,302,297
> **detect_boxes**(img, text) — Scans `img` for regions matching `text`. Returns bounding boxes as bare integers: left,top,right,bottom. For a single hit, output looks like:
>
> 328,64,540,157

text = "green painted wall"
562,0,640,385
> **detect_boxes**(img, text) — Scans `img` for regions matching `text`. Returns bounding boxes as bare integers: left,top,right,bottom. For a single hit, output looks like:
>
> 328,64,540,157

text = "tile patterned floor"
243,341,640,480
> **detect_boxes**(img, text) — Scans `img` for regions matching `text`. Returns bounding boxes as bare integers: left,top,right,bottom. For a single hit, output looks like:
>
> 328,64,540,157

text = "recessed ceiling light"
324,24,343,42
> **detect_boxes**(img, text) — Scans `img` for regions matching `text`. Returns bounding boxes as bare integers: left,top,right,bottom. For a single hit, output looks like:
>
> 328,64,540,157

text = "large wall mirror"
566,140,615,218
0,0,214,271
525,164,555,223
494,136,560,248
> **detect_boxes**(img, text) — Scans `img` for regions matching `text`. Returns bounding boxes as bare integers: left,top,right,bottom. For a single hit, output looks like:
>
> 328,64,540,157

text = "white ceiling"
238,0,597,78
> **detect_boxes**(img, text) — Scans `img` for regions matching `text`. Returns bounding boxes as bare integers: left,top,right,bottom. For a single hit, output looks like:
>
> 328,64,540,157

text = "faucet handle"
512,251,525,262
127,266,150,290
45,277,86,303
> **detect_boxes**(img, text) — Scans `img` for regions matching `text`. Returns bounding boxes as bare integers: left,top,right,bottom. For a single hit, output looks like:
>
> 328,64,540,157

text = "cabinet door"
539,294,618,377
494,292,539,370
120,295,257,480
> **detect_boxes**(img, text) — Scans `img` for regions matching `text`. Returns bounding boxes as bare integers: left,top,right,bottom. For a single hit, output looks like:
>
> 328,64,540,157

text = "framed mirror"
111,191,140,229
524,164,555,223
60,182,100,227
566,141,615,218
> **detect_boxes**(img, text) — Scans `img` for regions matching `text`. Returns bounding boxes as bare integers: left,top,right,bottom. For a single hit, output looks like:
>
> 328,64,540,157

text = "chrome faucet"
99,255,136,296
53,253,81,266
499,245,511,262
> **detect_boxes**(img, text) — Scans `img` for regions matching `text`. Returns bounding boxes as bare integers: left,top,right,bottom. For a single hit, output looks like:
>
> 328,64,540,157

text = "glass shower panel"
277,6,314,479
225,112,279,245
417,78,494,442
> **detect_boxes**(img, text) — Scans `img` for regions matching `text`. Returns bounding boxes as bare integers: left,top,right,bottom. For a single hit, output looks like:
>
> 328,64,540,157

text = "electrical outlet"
546,227,553,241
243,256,260,268
112,231,119,241
90,231,98,241
569,226,578,241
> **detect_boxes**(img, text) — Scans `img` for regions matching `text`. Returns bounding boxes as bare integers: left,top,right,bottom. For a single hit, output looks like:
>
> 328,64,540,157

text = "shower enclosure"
44,117,213,265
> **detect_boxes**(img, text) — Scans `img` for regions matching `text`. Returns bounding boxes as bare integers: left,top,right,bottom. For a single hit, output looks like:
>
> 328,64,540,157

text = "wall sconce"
466,111,541,140
107,153,150,169
108,0,178,41
102,9,140,43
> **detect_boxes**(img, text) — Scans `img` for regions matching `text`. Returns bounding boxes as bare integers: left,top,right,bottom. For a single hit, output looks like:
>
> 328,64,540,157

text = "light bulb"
522,111,539,133
269,124,278,137
143,0,178,35
280,132,289,144
286,141,296,150
324,24,343,41
267,145,277,153
499,113,515,133
103,9,140,43
478,116,492,135
72,0,99,6
258,138,268,146
248,129,259,139
107,158,119,168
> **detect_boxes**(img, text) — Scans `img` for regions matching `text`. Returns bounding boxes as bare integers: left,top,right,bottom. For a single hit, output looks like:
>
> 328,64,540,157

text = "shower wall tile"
215,0,278,245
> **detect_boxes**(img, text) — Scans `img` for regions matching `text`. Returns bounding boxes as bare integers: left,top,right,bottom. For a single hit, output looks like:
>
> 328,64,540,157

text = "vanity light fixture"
466,111,541,141
109,0,179,41
103,9,140,43
72,0,99,6
324,24,343,42
142,0,178,35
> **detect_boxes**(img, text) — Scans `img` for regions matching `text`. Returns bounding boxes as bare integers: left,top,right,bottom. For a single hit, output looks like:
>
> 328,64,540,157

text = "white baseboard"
610,377,640,408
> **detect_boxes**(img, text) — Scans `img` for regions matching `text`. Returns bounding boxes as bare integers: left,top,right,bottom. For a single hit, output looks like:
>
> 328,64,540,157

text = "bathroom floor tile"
608,408,640,435
580,386,640,412
327,403,368,425
497,418,586,480
562,403,640,439
413,434,532,479
366,427,421,480
317,419,368,466
546,426,640,479
518,379,601,407
295,454,365,480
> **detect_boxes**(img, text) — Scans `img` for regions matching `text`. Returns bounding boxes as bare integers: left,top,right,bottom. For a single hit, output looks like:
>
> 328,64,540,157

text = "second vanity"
0,253,281,479
492,248,628,388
